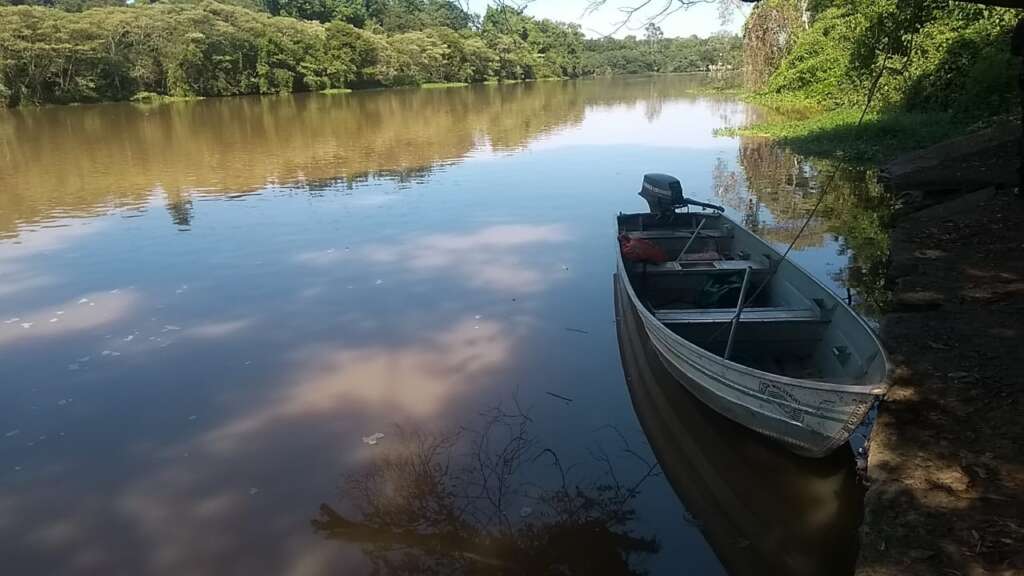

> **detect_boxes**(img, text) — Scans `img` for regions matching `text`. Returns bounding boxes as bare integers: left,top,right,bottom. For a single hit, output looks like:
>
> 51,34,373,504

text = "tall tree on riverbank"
740,0,803,89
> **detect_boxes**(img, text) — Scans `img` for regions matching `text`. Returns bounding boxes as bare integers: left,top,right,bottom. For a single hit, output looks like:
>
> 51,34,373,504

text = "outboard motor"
639,173,725,216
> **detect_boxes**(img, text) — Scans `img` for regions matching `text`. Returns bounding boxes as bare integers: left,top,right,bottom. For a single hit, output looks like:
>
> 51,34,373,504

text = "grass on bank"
129,91,203,104
716,101,996,165
420,82,469,89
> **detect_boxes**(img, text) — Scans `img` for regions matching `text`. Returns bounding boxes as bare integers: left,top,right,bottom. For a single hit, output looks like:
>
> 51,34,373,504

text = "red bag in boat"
618,233,668,264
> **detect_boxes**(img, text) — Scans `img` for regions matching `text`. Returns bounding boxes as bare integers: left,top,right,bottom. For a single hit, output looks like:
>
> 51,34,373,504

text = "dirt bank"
856,127,1024,576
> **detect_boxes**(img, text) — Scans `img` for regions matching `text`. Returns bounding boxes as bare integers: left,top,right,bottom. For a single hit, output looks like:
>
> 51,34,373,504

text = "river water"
0,76,881,575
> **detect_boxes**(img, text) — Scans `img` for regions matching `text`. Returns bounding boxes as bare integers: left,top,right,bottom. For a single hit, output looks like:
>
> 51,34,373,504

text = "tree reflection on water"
311,405,661,575
713,136,893,314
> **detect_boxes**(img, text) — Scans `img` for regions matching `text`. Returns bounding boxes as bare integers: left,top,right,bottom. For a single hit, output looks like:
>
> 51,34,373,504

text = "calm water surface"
0,76,877,575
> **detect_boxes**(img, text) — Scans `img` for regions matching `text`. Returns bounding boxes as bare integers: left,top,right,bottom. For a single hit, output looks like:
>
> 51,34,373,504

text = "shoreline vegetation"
0,0,741,108
718,98,1015,165
735,3,1023,576
732,0,1019,166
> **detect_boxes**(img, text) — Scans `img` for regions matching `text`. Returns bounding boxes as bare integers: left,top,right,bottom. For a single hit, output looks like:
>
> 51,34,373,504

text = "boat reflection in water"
614,274,863,576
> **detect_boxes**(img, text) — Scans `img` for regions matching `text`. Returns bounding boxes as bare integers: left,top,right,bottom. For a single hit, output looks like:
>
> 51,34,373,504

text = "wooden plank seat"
655,306,822,324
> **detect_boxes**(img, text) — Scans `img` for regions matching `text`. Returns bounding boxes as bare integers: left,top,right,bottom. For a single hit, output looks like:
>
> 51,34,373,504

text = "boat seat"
626,230,731,240
643,259,768,274
655,306,822,324
677,251,722,262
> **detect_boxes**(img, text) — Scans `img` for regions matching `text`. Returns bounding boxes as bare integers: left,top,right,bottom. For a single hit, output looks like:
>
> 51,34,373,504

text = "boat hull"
615,212,887,457
616,269,872,457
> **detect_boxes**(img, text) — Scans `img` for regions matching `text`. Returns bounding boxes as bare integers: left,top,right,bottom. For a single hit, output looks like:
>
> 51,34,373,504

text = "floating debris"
162,325,182,332
78,298,90,304
101,350,122,357
4,430,20,438
249,488,260,496
545,391,574,403
561,265,569,271
187,415,198,421
49,318,59,323
474,315,482,320
110,289,121,294
56,310,65,316
4,317,20,324
374,280,384,285
362,432,385,446
67,363,80,371
123,335,134,342
56,399,71,406
20,322,33,329
565,327,589,335
13,466,21,471
519,507,533,518
77,356,91,362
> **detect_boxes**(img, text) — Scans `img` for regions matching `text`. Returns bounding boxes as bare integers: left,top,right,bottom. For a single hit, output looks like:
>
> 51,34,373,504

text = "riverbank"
855,125,1024,575
718,97,1014,165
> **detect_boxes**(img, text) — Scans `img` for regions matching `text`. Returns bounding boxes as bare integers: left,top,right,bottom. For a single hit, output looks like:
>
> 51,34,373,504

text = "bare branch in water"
314,400,664,574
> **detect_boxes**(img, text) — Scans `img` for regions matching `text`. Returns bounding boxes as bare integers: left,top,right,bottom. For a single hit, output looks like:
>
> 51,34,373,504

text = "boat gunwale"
616,211,892,396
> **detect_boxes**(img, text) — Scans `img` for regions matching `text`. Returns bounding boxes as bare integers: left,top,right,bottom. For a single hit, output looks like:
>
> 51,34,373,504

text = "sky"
465,0,750,39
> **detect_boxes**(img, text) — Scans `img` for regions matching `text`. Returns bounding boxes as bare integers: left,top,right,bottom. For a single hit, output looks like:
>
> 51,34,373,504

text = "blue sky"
465,0,750,38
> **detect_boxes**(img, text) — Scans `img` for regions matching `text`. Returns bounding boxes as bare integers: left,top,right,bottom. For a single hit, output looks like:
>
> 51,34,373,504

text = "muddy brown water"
1,76,875,575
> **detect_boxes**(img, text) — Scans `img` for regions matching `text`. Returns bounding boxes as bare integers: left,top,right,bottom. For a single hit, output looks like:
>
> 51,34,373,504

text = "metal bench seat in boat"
643,259,768,274
676,251,723,262
625,229,732,240
654,306,822,324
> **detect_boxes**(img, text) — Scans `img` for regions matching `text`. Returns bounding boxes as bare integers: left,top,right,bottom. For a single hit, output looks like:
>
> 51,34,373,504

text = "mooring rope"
702,48,893,350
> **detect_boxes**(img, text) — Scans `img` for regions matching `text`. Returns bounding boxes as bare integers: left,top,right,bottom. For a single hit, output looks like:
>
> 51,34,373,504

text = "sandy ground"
856,128,1024,576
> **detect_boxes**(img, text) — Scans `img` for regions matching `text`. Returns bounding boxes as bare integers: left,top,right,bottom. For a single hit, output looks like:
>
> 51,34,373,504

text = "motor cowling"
638,173,726,214
639,173,684,215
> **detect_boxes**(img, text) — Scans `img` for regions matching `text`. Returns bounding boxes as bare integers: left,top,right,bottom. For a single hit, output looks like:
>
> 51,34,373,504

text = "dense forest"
583,24,741,75
0,0,742,107
740,0,1019,159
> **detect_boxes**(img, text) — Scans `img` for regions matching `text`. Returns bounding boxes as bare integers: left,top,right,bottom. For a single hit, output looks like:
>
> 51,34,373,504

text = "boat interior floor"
727,350,823,380
627,245,837,380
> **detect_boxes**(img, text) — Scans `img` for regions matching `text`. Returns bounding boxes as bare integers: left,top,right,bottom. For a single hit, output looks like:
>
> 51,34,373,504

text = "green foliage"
581,33,742,76
740,1,1019,166
742,0,805,89
480,5,584,80
0,0,738,107
756,1,1019,118
718,107,974,164
275,0,358,23
762,6,864,108
129,90,201,102
0,0,586,106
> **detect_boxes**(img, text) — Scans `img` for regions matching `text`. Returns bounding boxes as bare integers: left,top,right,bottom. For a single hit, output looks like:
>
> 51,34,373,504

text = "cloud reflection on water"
294,224,571,295
205,317,513,451
0,289,141,347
